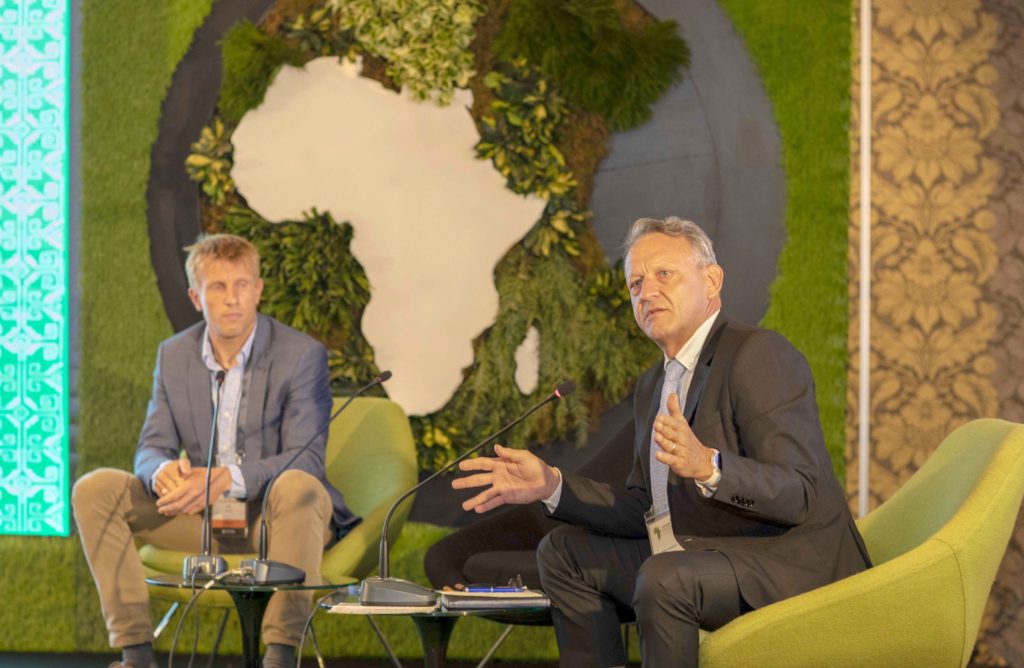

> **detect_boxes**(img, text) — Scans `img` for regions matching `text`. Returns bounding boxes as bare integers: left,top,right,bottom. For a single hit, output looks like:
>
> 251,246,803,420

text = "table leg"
411,616,458,668
227,589,274,668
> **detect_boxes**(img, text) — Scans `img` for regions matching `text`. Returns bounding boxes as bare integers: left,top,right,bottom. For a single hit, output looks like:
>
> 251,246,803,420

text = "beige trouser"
72,468,333,648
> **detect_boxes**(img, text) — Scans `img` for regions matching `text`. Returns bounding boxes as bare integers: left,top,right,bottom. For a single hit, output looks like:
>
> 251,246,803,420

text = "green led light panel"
0,0,69,536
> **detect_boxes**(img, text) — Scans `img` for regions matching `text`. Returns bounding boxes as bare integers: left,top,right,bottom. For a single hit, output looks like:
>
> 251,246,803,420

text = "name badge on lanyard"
644,506,685,555
211,497,249,538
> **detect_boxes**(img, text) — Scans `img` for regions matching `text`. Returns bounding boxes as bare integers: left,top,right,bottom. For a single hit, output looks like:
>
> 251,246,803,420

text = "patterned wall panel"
853,0,1024,662
0,0,69,537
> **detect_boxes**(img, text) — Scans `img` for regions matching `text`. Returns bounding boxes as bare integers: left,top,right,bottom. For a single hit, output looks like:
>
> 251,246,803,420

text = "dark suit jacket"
134,313,360,535
551,315,870,609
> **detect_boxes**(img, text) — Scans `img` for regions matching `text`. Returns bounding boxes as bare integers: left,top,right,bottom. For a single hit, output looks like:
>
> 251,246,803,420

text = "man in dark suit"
455,217,870,666
72,234,359,668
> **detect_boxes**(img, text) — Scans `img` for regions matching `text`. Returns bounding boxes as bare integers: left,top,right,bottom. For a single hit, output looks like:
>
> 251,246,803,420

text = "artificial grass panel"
716,0,852,479
0,537,80,651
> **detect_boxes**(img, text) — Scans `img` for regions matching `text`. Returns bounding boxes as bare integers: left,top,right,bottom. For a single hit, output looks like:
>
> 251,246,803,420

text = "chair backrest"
323,396,417,519
856,418,1024,660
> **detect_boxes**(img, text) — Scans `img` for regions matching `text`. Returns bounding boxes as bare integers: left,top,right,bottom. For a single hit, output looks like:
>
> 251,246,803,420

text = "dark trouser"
537,525,748,667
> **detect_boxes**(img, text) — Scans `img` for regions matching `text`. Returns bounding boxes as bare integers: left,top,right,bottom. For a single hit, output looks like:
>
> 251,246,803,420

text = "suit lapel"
683,315,728,423
242,314,272,461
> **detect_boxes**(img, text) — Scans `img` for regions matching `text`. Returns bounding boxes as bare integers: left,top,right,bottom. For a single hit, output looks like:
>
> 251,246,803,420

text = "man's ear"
254,278,264,304
705,264,724,299
187,287,203,312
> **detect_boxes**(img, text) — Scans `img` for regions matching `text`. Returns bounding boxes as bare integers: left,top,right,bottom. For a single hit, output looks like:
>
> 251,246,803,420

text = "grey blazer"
552,315,870,609
134,313,360,535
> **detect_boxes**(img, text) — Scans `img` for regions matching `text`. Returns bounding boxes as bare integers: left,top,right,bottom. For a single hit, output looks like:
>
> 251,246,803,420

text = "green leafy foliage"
475,59,586,258
494,0,690,130
476,59,574,198
218,18,307,124
282,4,357,57
185,117,235,204
333,0,484,105
222,207,380,392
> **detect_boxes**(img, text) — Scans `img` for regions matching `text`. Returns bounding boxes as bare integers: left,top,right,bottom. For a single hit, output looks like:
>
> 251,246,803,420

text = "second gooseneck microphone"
240,370,393,585
360,379,576,606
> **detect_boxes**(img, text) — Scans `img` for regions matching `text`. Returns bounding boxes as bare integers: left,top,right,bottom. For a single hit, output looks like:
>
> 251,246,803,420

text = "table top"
146,572,356,593
321,586,550,619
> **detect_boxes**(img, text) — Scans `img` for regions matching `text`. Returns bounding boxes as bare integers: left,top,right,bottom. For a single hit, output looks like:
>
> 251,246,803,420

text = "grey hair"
622,216,717,266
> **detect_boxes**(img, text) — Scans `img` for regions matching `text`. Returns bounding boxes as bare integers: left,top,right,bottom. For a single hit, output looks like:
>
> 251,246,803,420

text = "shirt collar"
201,320,258,373
663,310,721,372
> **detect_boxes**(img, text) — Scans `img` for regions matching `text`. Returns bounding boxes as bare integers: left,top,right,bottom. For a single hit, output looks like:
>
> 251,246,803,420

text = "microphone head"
553,379,576,399
376,370,393,383
215,370,226,385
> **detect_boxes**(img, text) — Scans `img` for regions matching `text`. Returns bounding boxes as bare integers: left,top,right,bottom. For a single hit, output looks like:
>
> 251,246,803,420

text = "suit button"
731,495,740,504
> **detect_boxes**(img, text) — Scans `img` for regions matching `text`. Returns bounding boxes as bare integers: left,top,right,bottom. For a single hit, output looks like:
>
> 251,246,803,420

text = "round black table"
321,586,549,667
146,573,355,668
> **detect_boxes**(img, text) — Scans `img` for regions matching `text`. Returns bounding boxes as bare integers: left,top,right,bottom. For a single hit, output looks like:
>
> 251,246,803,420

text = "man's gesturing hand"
653,392,715,481
155,466,232,516
452,444,560,513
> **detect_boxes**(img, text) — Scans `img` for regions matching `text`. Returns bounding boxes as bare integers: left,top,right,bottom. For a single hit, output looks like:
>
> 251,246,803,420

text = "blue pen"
464,586,524,593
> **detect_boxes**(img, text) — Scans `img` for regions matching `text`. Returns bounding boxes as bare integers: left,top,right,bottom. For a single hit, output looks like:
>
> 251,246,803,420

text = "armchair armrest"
699,539,967,668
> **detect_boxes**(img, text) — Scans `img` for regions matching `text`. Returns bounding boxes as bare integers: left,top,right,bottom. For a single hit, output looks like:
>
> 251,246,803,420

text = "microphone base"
360,576,438,606
239,558,305,585
182,554,228,581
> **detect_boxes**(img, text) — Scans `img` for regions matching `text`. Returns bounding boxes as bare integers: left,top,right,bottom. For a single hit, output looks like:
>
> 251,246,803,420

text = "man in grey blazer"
72,234,358,668
455,217,870,666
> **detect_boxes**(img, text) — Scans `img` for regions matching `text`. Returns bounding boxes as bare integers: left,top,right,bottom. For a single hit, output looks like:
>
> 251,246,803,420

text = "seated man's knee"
633,553,700,616
538,524,596,590
268,469,327,512
72,468,131,515
537,524,575,573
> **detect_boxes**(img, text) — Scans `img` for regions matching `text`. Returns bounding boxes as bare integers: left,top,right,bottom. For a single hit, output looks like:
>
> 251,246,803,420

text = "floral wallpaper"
851,0,1024,663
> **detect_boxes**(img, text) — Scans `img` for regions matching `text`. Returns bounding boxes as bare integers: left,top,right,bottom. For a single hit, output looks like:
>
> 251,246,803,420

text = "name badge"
644,507,685,555
211,497,248,538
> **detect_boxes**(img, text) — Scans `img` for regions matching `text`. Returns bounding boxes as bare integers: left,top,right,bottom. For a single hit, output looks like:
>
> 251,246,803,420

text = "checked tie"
650,359,685,515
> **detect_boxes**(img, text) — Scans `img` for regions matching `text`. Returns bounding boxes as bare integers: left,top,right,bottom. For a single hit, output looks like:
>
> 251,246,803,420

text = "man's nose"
225,287,239,304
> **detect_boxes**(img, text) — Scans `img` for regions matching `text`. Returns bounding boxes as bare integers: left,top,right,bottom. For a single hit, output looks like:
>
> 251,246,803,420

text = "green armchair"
140,396,418,643
698,418,1024,667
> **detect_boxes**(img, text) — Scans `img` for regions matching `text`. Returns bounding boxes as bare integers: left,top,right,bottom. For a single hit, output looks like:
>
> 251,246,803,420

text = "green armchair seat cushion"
698,418,1024,667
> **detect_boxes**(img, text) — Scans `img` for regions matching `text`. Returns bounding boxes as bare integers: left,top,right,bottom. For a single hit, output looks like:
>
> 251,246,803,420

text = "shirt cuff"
694,449,721,498
226,464,247,499
541,468,564,513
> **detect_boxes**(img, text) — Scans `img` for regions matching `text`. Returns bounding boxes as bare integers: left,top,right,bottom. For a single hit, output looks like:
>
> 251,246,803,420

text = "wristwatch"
700,448,722,488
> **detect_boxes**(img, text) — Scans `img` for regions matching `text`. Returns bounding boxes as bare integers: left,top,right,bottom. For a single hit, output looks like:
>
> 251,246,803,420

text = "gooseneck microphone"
239,370,393,585
183,370,228,580
360,379,576,606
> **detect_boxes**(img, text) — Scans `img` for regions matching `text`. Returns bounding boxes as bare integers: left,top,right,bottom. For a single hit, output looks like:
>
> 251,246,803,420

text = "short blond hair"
184,234,260,288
